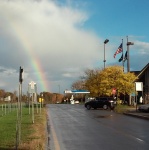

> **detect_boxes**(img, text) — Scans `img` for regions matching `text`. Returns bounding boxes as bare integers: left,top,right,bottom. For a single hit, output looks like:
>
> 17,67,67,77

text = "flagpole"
126,36,134,105
122,39,124,72
127,36,134,72
127,36,129,72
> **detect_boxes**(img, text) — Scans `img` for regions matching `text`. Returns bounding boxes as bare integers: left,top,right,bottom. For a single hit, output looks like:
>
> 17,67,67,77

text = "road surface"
47,104,149,150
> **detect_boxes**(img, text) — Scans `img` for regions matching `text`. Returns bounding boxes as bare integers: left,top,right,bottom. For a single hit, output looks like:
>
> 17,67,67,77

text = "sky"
0,0,149,94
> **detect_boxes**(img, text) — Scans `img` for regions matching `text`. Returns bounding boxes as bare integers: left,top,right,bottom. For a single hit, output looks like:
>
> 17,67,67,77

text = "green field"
0,103,46,149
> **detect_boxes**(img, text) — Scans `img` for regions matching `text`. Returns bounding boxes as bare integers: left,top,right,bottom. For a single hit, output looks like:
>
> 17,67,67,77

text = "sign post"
28,81,37,124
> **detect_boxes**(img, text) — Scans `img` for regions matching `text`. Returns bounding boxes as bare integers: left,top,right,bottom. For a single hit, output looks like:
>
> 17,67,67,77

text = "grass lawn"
0,104,47,150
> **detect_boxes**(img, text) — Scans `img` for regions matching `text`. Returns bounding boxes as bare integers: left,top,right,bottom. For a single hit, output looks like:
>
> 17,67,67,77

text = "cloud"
0,66,18,91
133,40,149,54
0,0,102,92
0,0,149,93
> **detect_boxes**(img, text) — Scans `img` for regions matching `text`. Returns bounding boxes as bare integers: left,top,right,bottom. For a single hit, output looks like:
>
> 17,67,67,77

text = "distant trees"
71,66,137,97
71,80,85,90
0,89,5,100
0,89,64,104
0,83,66,104
0,89,17,102
40,92,64,104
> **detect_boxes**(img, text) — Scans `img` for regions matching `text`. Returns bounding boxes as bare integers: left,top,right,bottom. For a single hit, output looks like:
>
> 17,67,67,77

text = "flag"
119,54,123,62
114,43,122,58
123,51,127,62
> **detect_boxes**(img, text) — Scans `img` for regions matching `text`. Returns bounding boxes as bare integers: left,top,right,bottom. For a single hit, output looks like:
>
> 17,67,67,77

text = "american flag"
113,43,123,58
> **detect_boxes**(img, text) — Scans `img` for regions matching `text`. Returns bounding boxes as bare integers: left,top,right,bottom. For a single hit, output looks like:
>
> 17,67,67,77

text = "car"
84,97,116,110
75,100,79,104
138,104,149,112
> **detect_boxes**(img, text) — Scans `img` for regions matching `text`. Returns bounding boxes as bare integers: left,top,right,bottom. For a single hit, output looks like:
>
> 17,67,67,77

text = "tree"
84,69,103,96
71,80,85,90
0,89,5,100
84,66,137,97
41,92,64,104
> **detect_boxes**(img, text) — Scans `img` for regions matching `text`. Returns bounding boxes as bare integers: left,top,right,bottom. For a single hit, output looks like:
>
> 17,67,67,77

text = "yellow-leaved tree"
85,66,137,97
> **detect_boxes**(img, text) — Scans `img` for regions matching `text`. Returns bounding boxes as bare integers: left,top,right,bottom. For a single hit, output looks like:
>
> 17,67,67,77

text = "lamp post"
103,39,109,69
127,36,134,72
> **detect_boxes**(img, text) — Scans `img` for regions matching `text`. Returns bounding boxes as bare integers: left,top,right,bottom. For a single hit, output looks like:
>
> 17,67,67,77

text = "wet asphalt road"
47,104,149,150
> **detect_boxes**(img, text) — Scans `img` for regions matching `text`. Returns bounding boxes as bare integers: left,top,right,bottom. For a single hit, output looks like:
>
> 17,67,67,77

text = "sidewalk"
123,107,149,120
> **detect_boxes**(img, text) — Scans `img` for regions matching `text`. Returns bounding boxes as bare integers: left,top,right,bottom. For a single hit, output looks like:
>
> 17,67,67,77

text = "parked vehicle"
84,97,116,110
138,104,149,112
75,100,79,104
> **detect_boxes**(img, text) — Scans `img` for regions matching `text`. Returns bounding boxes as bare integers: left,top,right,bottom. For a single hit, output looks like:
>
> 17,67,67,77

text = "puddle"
96,115,113,118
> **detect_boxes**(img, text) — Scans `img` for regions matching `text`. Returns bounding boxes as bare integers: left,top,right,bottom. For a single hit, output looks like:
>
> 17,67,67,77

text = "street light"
103,39,109,69
127,38,134,72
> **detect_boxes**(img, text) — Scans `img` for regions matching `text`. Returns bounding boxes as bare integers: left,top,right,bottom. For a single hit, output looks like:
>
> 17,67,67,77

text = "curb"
123,112,149,120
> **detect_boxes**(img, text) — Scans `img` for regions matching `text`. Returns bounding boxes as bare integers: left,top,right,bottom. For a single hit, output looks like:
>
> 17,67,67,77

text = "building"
132,63,149,104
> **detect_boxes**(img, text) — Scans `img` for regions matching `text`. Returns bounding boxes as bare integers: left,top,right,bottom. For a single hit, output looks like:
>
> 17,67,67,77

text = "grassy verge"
0,105,47,150
114,104,135,113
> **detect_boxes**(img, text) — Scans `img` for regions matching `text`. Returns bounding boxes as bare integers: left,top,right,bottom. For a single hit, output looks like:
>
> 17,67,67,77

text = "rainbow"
17,32,50,92
4,15,50,92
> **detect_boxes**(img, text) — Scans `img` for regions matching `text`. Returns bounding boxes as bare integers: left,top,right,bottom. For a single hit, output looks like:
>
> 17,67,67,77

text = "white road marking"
136,138,144,142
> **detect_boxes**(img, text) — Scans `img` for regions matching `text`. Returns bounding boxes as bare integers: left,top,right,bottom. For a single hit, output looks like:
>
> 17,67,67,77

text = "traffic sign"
112,88,116,94
28,81,37,93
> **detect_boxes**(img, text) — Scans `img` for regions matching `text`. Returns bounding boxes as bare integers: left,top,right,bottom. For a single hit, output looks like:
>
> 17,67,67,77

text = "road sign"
30,81,36,89
135,82,143,91
28,81,37,93
112,88,116,94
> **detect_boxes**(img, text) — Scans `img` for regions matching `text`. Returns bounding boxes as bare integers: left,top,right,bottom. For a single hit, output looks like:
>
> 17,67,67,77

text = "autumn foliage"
72,66,137,97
